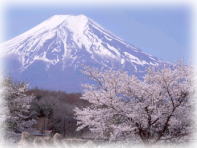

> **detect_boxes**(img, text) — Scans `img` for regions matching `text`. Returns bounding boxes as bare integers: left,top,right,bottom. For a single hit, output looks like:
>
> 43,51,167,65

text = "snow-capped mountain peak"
3,14,166,92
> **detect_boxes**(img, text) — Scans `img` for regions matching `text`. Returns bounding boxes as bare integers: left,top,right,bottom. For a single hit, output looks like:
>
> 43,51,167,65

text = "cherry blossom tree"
3,78,36,135
74,64,193,144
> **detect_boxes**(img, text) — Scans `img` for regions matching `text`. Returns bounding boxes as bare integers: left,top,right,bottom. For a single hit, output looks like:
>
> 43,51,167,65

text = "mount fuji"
2,14,167,92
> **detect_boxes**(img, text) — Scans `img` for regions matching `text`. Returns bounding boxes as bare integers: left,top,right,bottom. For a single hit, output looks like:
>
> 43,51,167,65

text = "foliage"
74,64,193,143
29,89,88,137
3,78,36,133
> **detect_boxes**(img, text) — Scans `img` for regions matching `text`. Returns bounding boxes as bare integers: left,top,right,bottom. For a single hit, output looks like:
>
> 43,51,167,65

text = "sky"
4,5,191,64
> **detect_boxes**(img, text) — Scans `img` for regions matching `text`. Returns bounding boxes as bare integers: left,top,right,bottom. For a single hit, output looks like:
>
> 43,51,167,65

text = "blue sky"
4,5,191,64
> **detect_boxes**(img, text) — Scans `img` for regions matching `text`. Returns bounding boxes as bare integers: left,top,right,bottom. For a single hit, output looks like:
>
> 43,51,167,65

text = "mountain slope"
2,14,166,92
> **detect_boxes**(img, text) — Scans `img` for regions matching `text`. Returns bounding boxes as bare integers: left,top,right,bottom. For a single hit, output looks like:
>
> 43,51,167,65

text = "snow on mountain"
2,14,166,92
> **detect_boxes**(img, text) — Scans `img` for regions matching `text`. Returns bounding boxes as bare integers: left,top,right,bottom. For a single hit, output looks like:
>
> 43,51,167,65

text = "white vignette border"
0,0,197,148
